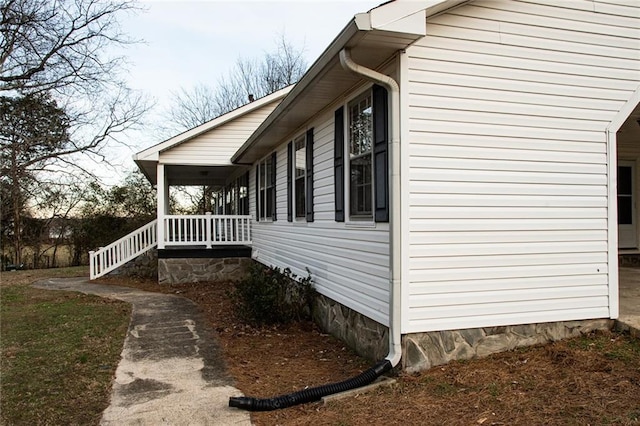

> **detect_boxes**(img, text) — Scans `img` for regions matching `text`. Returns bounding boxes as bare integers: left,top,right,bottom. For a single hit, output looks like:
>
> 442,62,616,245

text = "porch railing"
162,214,252,247
89,215,252,280
90,219,158,280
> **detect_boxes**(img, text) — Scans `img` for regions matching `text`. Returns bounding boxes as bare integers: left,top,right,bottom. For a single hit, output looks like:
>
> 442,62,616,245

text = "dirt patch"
98,276,640,426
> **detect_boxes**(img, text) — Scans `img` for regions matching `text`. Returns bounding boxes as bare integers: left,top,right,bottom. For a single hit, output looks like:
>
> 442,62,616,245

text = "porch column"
157,163,167,249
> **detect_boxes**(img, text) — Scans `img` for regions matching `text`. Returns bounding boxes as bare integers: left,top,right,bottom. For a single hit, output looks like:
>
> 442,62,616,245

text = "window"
348,92,373,219
238,172,248,215
334,85,388,223
287,129,314,222
225,184,236,215
257,153,276,221
294,135,306,218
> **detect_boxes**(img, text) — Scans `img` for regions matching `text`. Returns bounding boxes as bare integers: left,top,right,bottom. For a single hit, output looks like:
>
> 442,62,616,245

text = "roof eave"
231,0,470,165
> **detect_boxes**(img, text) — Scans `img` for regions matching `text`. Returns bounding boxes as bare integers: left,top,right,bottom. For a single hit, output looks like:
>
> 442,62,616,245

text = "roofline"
231,0,467,164
134,85,294,162
231,19,360,163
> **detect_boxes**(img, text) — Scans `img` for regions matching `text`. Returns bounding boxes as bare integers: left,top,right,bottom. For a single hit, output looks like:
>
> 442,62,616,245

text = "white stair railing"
89,220,158,280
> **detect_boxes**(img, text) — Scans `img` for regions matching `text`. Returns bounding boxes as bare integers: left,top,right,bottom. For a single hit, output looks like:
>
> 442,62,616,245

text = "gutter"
339,48,402,367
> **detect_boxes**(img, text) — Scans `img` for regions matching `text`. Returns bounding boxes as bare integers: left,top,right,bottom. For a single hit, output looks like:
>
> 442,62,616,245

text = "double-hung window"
348,92,373,219
334,85,388,223
294,135,306,218
257,153,276,221
287,128,314,222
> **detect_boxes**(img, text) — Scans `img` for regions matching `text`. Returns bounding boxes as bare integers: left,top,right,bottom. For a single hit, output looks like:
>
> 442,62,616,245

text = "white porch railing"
162,214,252,247
89,215,252,280
90,219,158,280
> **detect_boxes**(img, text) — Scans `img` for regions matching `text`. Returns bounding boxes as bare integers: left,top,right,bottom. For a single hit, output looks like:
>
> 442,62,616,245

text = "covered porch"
147,163,252,250
89,163,252,280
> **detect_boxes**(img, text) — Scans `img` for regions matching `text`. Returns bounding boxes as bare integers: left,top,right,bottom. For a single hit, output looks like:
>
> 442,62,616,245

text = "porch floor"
618,267,640,336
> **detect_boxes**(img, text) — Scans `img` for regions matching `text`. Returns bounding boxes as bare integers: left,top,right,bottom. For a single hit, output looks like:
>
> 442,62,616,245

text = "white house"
92,0,640,371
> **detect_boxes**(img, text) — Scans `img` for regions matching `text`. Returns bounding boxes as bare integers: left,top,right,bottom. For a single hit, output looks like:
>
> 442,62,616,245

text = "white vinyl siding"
250,110,391,325
403,0,640,333
159,100,280,165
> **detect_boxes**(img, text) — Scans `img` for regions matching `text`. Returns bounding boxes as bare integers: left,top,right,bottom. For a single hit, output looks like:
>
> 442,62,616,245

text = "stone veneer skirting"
403,319,613,373
313,293,389,361
158,257,252,284
108,249,158,279
311,292,613,372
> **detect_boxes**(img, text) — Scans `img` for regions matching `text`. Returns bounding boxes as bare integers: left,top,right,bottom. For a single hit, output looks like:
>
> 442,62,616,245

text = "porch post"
205,211,212,248
157,163,166,249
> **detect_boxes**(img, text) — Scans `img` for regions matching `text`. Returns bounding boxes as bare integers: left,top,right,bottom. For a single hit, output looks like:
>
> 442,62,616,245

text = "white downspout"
339,48,402,367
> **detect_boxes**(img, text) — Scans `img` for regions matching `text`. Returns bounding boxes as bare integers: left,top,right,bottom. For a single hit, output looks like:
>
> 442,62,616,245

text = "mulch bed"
98,276,640,426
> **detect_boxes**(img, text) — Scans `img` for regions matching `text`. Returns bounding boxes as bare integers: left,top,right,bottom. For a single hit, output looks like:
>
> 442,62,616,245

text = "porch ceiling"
164,165,245,187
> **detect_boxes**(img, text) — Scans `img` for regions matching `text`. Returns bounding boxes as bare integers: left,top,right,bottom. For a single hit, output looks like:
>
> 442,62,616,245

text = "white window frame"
345,89,374,222
258,154,274,222
293,133,306,219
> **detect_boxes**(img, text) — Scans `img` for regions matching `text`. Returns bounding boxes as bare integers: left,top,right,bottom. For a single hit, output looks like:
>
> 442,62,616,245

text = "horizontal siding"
160,100,279,165
404,0,640,333
249,110,391,326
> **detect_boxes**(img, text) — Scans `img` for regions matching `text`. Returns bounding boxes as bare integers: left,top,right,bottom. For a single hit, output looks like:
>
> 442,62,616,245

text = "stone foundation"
108,249,158,279
403,319,614,373
312,294,389,361
158,257,252,284
311,293,614,372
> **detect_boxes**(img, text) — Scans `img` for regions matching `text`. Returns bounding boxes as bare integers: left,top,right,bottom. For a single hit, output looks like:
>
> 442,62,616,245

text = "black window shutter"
287,142,293,222
372,84,389,223
271,151,277,221
306,128,314,222
255,165,259,220
334,107,345,222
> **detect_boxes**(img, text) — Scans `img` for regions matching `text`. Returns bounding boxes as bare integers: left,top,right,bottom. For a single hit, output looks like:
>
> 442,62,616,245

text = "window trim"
293,133,306,220
288,128,314,223
346,89,374,222
334,84,389,224
257,152,276,222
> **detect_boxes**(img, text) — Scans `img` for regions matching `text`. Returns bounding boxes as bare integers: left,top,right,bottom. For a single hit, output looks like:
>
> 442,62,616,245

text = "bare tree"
1,0,136,95
164,84,219,131
164,34,307,133
0,0,149,267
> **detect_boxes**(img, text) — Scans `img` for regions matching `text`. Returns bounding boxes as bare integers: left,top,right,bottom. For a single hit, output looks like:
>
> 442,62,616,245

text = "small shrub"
230,262,314,326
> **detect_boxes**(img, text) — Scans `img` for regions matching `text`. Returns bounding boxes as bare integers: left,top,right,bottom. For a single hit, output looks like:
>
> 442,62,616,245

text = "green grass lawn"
1,267,131,425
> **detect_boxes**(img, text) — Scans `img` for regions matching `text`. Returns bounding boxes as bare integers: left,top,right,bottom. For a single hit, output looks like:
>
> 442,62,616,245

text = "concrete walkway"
33,278,251,426
618,267,640,337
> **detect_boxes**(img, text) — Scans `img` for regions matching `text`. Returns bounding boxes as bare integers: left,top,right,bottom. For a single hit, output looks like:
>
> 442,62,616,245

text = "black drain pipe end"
229,359,392,411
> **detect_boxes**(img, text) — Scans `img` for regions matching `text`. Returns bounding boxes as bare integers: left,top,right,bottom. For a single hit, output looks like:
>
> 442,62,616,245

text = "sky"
102,0,381,183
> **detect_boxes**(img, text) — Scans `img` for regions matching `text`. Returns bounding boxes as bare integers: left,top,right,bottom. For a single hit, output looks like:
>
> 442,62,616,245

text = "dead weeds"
98,276,640,426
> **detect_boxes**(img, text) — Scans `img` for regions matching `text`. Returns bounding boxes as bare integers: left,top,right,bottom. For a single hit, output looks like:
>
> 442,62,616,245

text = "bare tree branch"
162,33,307,137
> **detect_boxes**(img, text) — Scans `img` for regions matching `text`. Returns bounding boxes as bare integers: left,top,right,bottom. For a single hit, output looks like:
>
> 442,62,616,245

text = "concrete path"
33,278,251,426
618,267,640,337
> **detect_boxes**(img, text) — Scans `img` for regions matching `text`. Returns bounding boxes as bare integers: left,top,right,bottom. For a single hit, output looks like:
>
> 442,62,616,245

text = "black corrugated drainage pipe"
228,359,392,411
